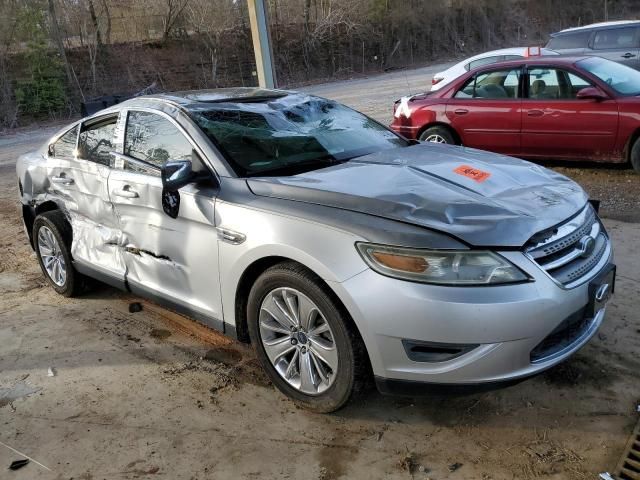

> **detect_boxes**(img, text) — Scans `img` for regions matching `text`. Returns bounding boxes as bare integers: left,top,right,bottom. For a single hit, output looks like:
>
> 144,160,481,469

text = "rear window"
466,55,504,71
546,31,591,50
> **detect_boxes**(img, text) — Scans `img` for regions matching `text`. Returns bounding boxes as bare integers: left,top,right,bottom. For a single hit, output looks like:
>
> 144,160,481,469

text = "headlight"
356,243,530,285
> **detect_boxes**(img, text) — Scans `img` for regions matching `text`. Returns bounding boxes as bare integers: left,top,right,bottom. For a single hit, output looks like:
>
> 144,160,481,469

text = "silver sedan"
17,88,614,412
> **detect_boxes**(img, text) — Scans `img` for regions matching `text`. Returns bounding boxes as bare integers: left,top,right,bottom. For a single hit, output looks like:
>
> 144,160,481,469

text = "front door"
46,115,127,282
108,110,223,329
445,67,522,155
521,66,619,160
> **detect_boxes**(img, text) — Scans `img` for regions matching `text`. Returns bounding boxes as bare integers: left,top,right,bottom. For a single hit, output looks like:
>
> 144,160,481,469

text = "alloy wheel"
37,226,66,287
424,134,447,143
258,287,338,395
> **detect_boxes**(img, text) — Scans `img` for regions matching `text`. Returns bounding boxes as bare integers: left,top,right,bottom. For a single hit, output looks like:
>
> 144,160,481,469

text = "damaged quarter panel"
19,116,128,282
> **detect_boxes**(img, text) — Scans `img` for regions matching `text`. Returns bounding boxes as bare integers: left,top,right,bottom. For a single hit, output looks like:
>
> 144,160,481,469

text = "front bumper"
389,123,420,140
330,249,613,390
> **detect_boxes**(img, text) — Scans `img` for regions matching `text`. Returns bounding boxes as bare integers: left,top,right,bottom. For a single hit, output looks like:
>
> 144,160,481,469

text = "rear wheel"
419,125,456,144
33,210,84,297
247,262,367,412
630,137,640,173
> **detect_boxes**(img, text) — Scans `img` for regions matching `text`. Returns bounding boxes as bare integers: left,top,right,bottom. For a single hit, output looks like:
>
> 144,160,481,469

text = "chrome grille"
525,205,610,288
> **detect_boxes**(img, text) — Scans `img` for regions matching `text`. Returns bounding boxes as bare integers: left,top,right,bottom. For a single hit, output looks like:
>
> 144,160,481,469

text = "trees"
1,0,638,127
15,4,67,118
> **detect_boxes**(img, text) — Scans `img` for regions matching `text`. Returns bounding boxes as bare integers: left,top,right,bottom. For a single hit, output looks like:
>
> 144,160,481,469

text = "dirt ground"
1,66,639,480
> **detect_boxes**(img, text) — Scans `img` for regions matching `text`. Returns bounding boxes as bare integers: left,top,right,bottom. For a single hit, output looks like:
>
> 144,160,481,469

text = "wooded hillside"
1,0,638,127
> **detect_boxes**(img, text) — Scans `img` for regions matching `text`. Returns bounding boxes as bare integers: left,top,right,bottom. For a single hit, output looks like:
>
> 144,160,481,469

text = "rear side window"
546,31,590,50
49,126,78,160
78,117,118,166
124,111,192,168
455,68,521,99
528,68,593,99
593,27,638,50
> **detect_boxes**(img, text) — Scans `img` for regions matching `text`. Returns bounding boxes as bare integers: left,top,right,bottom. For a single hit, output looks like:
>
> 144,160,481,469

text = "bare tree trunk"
302,0,312,76
88,0,103,47
48,0,81,102
163,0,189,43
100,0,112,44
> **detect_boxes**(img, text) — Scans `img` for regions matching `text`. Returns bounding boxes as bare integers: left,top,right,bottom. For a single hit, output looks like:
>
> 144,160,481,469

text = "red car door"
445,67,522,155
521,66,619,159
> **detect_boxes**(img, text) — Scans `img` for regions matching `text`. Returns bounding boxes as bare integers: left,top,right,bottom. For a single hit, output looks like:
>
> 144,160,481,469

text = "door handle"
621,52,636,59
527,109,544,117
51,175,74,185
454,109,469,115
113,187,139,199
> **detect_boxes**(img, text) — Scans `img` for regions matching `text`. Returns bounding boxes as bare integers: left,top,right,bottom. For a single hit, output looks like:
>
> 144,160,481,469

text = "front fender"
216,200,368,328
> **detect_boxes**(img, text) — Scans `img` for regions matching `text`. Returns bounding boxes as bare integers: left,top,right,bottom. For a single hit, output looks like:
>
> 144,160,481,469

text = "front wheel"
247,262,367,412
419,125,456,144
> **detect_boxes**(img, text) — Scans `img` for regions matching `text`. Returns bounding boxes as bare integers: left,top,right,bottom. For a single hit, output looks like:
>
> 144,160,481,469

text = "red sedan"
390,56,640,172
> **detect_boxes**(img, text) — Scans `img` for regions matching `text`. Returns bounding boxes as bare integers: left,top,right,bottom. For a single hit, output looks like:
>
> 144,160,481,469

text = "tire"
247,262,368,413
33,210,84,297
631,137,640,173
419,125,456,144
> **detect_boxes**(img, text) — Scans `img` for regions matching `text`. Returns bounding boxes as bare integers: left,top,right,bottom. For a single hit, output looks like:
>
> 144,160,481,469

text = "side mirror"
162,160,194,192
576,86,608,101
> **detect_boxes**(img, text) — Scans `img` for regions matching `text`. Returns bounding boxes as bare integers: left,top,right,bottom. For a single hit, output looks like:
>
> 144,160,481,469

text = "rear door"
521,66,619,159
108,109,224,328
445,67,522,155
589,26,640,68
46,115,126,283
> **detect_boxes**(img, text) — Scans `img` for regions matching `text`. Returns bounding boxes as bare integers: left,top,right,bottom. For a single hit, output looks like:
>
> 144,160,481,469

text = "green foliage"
14,4,67,117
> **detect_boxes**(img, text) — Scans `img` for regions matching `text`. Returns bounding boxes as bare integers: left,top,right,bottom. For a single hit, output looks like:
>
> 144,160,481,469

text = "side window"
528,68,559,99
547,31,591,50
593,27,637,50
567,72,591,89
454,68,521,99
49,126,78,160
124,111,192,169
528,68,593,99
504,54,523,61
78,117,118,166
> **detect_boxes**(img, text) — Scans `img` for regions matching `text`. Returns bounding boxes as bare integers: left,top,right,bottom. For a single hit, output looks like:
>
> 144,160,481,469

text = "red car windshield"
579,57,640,96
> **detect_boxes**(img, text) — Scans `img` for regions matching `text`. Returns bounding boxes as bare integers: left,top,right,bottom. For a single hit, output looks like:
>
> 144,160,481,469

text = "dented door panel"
108,169,222,325
58,159,126,279
42,120,127,280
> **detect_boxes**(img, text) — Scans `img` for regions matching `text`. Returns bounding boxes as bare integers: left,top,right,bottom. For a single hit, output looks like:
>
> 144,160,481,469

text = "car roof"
464,47,528,61
118,87,294,110
553,20,640,35
467,55,594,72
445,47,558,72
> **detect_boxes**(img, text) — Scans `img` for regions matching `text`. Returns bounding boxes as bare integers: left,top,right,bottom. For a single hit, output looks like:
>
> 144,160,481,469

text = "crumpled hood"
247,144,588,247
